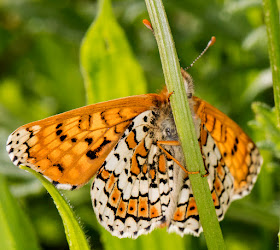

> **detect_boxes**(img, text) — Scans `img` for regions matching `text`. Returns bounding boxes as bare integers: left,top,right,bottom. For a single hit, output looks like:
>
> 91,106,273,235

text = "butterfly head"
160,118,178,141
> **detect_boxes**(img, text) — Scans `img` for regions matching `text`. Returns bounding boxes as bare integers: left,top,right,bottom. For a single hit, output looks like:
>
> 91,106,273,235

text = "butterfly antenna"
143,19,154,33
185,36,216,70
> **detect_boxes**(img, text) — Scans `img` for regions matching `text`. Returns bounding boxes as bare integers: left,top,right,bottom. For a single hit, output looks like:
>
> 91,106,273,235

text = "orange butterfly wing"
6,94,165,189
193,96,262,197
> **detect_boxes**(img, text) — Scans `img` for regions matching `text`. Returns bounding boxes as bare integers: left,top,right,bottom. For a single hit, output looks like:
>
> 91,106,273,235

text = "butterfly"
6,69,262,238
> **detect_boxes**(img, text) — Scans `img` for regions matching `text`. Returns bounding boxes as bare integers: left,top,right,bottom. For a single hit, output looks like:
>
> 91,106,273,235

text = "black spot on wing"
143,126,149,132
88,115,92,124
54,163,64,173
56,123,63,129
56,130,62,136
127,122,134,132
114,153,120,160
85,137,93,145
86,137,111,160
52,181,59,186
60,135,67,141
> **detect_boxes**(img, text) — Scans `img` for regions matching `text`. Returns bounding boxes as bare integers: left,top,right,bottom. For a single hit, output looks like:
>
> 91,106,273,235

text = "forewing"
91,110,174,238
168,126,234,236
193,96,262,198
6,94,162,190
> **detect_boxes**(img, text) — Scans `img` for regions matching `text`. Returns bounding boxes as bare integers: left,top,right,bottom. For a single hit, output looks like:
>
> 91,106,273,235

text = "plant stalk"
144,0,226,249
263,0,280,126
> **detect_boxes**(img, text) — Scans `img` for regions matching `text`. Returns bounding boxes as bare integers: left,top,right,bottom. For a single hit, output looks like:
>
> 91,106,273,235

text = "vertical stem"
262,0,280,246
144,0,226,249
263,0,280,126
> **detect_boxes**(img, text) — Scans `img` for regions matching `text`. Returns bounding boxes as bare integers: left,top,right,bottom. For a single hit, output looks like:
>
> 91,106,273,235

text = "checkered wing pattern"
168,125,235,236
193,97,262,199
91,111,175,238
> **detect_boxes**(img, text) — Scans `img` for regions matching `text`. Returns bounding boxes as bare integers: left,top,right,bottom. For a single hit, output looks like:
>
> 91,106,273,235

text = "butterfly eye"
165,127,171,136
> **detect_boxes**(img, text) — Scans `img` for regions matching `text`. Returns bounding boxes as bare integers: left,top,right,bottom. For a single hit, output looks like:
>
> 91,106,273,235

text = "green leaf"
80,0,147,104
0,174,40,250
20,166,90,250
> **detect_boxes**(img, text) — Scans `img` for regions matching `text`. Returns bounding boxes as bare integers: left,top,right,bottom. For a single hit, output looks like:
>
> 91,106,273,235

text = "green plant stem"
144,1,226,249
263,0,280,127
262,0,280,242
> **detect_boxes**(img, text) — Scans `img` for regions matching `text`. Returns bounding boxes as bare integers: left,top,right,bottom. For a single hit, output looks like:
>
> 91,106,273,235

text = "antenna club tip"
210,36,216,46
143,19,153,32
142,19,150,25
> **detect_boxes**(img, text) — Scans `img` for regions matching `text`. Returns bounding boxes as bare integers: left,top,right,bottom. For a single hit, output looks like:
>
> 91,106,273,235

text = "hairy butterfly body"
6,70,262,238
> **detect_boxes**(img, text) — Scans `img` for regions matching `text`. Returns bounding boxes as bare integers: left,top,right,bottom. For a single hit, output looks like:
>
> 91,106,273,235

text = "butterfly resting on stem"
6,65,262,239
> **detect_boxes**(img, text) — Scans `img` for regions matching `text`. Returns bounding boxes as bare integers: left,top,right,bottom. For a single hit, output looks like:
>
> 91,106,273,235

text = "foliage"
0,175,40,250
0,0,278,249
20,166,90,250
80,0,147,104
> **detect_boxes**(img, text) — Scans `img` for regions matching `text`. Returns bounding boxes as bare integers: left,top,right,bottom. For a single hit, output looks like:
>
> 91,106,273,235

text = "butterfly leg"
156,140,200,175
201,166,209,177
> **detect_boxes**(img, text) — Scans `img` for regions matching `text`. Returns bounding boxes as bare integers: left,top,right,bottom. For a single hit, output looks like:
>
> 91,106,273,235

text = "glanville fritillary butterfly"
6,68,262,238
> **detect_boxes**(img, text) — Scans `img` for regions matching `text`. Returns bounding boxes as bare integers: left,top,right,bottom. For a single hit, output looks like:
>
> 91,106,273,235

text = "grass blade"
0,174,40,250
20,166,90,250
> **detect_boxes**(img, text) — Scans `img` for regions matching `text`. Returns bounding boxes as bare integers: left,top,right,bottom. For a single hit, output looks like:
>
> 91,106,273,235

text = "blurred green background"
0,0,279,249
